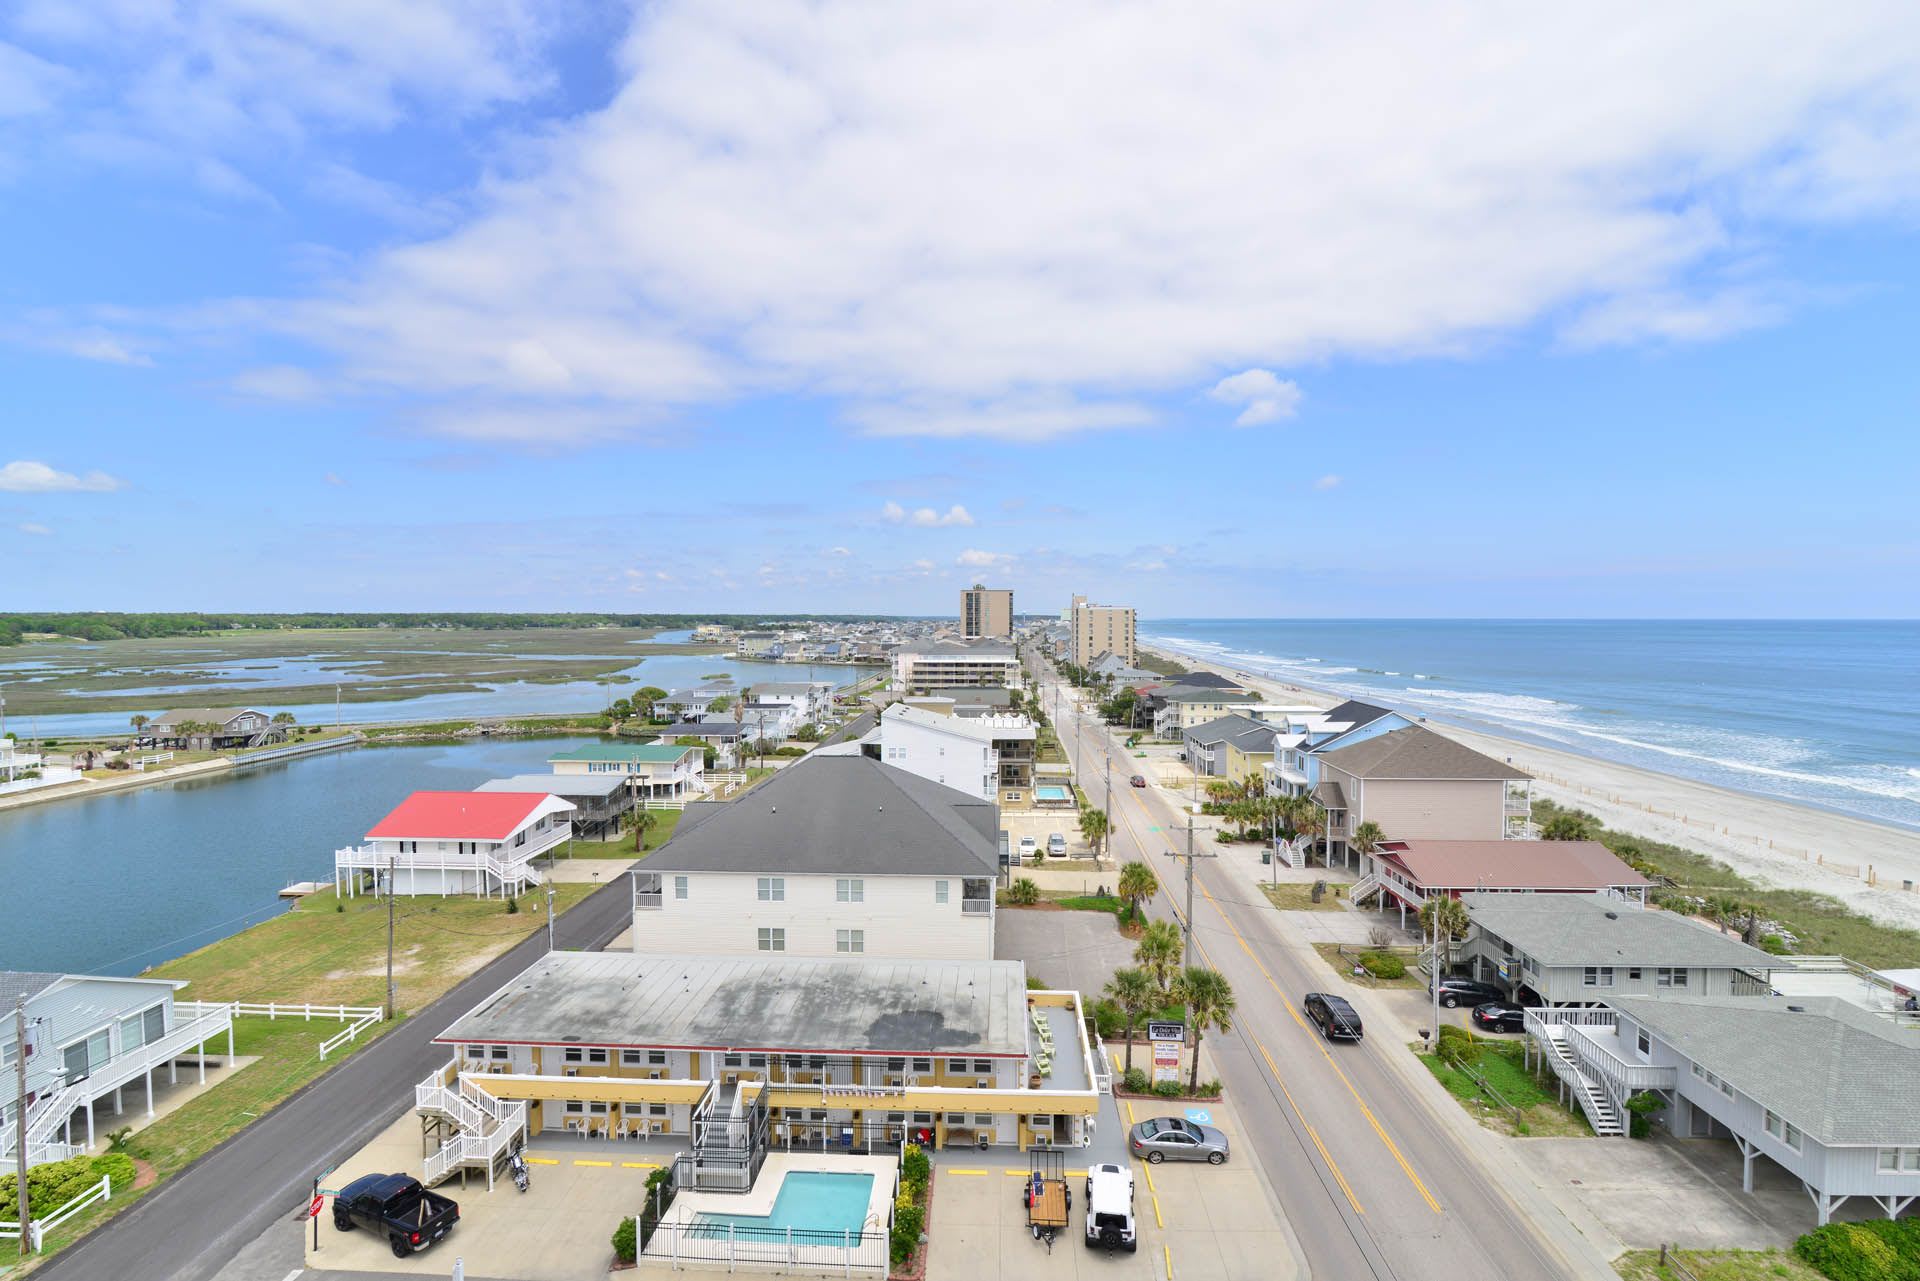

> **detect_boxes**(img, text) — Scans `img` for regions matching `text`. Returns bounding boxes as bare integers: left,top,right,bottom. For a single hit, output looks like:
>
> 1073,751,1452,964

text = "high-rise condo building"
1070,595,1136,667
961,584,1014,639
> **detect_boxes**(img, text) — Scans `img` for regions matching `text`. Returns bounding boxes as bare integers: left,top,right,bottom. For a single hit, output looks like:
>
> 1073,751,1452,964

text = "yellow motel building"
413,951,1102,1187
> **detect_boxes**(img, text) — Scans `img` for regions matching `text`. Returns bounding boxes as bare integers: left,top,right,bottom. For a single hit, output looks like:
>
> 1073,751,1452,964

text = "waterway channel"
0,737,592,976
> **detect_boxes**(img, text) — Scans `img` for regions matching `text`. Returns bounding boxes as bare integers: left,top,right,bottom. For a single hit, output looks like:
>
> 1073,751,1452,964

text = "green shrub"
1006,878,1041,906
611,1215,638,1263
889,1188,925,1265
1089,998,1124,1040
1623,1091,1664,1140
1152,1080,1182,1098
901,1142,930,1186
505,895,519,914
90,1151,137,1193
1193,1079,1222,1098
1358,951,1406,980
1434,1024,1481,1068
0,1155,125,1219
1121,1067,1149,1093
1794,1219,1920,1281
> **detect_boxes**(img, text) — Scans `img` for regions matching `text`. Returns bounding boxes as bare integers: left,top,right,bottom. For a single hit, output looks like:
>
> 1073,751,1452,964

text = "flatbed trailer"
1023,1148,1071,1249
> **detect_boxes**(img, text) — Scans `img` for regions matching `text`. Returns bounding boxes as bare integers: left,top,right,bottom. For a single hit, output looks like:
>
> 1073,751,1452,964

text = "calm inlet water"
0,738,577,975
1145,619,1920,830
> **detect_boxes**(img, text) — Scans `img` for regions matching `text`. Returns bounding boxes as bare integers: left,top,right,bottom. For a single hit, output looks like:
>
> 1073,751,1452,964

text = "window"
758,927,785,952
947,1058,968,1073
836,878,864,903
911,1058,932,1074
564,1100,585,1114
465,1044,486,1060
1582,966,1615,988
1626,967,1641,981
1763,1111,1803,1150
1636,1029,1651,1055
1656,967,1689,989
757,876,785,902
934,880,950,905
587,1048,608,1065
649,1104,668,1117
622,1050,644,1066
674,876,689,900
1878,1148,1920,1172
808,1055,826,1071
972,1059,992,1074
887,1058,906,1073
747,1054,766,1068
491,1046,510,1061
724,1054,743,1068
836,929,865,954
564,1047,584,1063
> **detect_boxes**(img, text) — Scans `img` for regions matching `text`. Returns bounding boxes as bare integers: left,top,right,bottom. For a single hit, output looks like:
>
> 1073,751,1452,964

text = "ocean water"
1142,620,1920,831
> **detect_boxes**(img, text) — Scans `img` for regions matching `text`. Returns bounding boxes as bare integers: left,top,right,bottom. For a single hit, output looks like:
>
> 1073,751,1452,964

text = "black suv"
1470,1002,1528,1033
1304,992,1363,1041
1430,977,1507,1009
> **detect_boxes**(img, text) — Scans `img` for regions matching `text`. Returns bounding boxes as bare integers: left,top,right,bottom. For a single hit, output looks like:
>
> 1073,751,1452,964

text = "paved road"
820,708,877,746
37,877,639,1281
1032,659,1613,1281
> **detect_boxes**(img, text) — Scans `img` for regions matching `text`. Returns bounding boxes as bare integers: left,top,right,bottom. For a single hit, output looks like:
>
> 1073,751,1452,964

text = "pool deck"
660,1151,897,1237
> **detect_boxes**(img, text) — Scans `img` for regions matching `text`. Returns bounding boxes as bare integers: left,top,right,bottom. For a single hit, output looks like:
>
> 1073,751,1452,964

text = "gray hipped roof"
1184,714,1278,751
1607,994,1920,1146
1460,894,1777,969
1316,724,1528,781
643,754,998,878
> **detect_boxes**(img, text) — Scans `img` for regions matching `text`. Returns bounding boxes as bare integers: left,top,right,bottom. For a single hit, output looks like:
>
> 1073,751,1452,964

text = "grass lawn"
1415,1041,1592,1138
1000,890,1145,935
1310,942,1424,989
1613,1248,1822,1281
152,883,595,1010
568,809,682,857
1260,882,1351,912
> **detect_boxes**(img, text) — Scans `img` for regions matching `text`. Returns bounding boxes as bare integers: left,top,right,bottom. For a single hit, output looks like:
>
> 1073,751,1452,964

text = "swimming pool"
1035,784,1073,803
693,1171,876,1243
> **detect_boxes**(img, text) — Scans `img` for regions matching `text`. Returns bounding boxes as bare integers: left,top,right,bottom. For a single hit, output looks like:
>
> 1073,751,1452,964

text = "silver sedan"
1127,1117,1229,1165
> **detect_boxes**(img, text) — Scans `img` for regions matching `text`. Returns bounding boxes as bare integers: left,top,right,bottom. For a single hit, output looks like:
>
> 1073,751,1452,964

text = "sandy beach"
1142,644,1920,934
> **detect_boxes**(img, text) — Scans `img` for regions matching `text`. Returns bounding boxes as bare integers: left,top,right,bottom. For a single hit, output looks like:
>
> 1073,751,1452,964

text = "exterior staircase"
1535,1025,1625,1136
0,1083,89,1172
415,1064,528,1188
1347,871,1384,905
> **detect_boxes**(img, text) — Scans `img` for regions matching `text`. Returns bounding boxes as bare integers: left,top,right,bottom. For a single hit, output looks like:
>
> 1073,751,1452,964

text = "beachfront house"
547,742,705,798
1458,893,1777,1007
416,950,1099,1177
1351,838,1651,929
1181,714,1280,785
334,790,574,899
742,681,836,729
1311,724,1534,864
475,773,633,841
1150,687,1262,739
1260,698,1414,796
1,971,234,1172
876,702,1036,804
891,639,1020,692
1526,994,1920,1224
631,754,1000,961
149,707,283,752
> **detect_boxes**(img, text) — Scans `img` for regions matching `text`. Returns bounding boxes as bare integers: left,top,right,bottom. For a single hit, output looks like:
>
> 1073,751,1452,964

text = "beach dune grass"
1611,1247,1822,1281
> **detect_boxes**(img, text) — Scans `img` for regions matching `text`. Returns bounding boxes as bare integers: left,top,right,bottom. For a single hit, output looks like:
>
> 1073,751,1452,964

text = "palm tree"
1134,920,1183,1005
1540,810,1595,841
1178,967,1236,1093
622,806,655,852
1117,861,1158,924
1294,799,1326,866
1350,820,1383,863
1077,807,1111,863
1104,967,1157,1074
1419,896,1471,971
129,713,149,737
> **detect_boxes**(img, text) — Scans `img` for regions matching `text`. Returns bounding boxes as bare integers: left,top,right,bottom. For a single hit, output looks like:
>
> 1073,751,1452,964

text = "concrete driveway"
307,1116,654,1281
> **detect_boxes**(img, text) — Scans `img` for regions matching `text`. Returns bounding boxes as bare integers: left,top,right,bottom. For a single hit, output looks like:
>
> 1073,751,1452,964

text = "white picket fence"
226,1001,386,1059
0,1174,112,1251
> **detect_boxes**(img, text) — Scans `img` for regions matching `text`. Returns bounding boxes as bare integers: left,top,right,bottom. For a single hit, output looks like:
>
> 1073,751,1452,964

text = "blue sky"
3,3,1918,618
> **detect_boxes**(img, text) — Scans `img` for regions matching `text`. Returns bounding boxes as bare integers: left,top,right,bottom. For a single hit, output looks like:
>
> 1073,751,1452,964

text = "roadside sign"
1146,1021,1185,1043
308,1195,326,1219
1151,1038,1181,1086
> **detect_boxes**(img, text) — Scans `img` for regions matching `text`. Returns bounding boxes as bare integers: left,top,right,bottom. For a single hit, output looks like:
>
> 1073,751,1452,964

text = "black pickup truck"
332,1173,460,1258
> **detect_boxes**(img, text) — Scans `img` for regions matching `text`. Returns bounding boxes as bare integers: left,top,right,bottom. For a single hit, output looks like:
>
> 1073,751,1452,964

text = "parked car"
1047,833,1067,857
1129,774,1147,788
1084,1163,1137,1252
1017,835,1037,863
1430,977,1507,1009
1304,991,1363,1042
1471,1002,1528,1034
1127,1117,1229,1165
333,1173,459,1259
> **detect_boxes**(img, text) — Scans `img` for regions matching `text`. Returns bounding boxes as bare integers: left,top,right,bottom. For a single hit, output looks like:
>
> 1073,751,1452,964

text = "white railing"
1565,1024,1677,1093
961,898,993,915
225,1000,384,1059
1089,1031,1114,1095
414,1064,527,1187
335,842,550,894
1531,1023,1624,1136
0,1174,111,1251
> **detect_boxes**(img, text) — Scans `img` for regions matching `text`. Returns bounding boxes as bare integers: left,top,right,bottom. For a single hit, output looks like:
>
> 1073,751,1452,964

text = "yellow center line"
1197,878,1443,1214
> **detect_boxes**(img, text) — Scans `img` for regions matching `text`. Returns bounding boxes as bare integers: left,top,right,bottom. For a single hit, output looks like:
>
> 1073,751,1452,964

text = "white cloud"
827,546,852,557
851,397,1156,442
911,504,974,528
910,558,936,572
1313,474,1341,491
0,40,71,118
230,365,325,401
0,460,126,493
1558,286,1791,349
880,501,907,523
17,522,51,536
956,548,1013,568
1208,369,1303,427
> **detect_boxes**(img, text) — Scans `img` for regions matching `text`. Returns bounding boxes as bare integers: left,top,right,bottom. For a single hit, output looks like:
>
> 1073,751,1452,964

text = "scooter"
508,1147,530,1194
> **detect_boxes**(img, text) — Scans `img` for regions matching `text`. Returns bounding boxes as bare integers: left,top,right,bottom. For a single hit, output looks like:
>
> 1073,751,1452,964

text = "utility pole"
1102,750,1112,868
15,1002,33,1255
1163,803,1217,970
1428,904,1441,1051
546,881,556,952
334,683,341,731
385,856,397,1020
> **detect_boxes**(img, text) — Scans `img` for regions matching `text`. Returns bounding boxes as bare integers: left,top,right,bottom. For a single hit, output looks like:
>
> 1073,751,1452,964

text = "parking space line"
574,1159,613,1167
1164,1243,1174,1278
1003,1169,1028,1177
526,1157,560,1165
945,1169,988,1176
620,1161,659,1169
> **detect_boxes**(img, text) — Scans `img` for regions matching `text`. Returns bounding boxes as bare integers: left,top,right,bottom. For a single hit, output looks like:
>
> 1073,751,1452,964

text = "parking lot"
306,1116,652,1280
925,1093,1298,1281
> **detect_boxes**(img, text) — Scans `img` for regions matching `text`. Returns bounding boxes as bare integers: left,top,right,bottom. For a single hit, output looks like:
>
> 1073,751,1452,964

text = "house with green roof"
547,741,705,798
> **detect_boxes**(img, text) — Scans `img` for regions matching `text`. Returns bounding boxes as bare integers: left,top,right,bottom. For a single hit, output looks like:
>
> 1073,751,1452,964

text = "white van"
1083,1163,1136,1252
1016,835,1037,863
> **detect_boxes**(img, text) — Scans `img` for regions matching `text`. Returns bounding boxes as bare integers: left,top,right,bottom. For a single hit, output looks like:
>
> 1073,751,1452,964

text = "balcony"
961,898,993,916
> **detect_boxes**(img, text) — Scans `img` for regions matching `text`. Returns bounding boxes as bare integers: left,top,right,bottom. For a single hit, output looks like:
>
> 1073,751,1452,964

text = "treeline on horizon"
0,612,906,647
